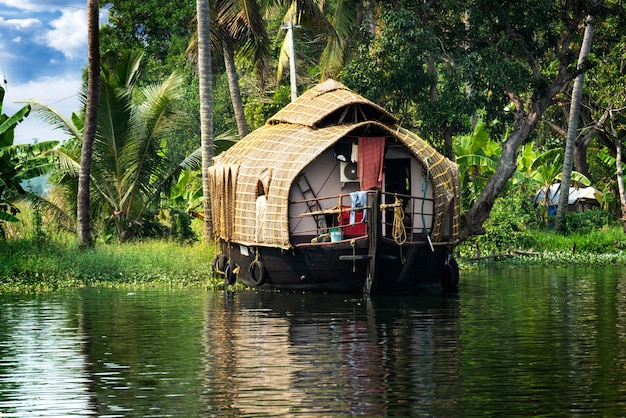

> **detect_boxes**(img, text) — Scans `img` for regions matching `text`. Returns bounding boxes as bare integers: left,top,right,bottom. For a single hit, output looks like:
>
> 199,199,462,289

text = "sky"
0,0,107,144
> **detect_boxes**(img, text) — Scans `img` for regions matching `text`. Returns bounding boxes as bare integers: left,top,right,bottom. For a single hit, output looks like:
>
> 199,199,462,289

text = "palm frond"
46,149,80,177
317,0,355,78
22,192,76,233
28,101,83,141
179,147,203,171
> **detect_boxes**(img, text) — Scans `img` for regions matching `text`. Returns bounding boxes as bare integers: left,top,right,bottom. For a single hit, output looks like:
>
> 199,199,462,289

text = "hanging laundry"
349,191,368,224
351,143,359,163
358,137,385,189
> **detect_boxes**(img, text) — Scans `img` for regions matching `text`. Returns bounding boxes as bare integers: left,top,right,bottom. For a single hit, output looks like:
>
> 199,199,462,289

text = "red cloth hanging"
358,137,385,189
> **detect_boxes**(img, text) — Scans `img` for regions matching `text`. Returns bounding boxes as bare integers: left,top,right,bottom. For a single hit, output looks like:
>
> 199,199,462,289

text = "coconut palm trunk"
222,34,249,138
556,16,594,230
77,0,100,249
197,0,215,240
612,119,626,233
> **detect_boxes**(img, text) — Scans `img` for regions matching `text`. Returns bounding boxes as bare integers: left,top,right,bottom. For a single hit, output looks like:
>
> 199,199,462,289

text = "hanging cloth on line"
349,191,368,224
358,137,385,189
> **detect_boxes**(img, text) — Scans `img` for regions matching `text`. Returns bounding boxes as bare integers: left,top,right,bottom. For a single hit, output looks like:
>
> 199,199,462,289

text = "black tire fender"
224,261,237,285
212,254,227,275
247,260,266,286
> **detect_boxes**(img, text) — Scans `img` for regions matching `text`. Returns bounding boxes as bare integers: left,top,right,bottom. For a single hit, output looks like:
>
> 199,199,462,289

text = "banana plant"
1,86,59,232
453,119,503,210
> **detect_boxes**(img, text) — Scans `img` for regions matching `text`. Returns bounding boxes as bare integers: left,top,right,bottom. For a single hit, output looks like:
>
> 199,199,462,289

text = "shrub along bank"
0,239,220,293
457,199,626,268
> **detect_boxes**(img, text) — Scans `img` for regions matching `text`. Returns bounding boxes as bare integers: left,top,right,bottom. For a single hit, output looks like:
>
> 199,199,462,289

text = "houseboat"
209,79,460,294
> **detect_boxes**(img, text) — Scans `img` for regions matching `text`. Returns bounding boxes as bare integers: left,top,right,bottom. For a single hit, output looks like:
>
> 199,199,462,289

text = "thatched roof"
209,80,459,249
268,79,397,128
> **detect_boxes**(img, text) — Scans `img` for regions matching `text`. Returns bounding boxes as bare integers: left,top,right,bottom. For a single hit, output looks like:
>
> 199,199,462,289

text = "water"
1,265,625,417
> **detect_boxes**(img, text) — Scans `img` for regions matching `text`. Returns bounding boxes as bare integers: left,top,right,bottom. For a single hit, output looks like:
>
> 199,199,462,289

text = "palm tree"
196,0,215,240
77,0,101,248
187,0,269,139
31,53,194,241
556,15,595,230
187,0,361,137
275,0,360,83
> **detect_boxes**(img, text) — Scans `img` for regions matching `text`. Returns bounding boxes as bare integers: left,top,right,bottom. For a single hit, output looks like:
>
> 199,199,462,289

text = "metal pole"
287,19,298,101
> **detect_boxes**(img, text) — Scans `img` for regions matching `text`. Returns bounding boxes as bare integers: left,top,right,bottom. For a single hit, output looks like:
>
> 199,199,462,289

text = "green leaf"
0,210,19,222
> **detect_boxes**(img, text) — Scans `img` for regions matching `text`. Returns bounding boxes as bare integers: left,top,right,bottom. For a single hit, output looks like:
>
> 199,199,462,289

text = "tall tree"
556,16,595,230
186,0,270,139
612,117,626,232
344,1,607,240
77,0,101,249
32,53,194,241
196,0,215,240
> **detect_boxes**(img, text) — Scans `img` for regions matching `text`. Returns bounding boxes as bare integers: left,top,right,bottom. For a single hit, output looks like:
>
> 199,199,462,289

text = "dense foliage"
4,1,626,249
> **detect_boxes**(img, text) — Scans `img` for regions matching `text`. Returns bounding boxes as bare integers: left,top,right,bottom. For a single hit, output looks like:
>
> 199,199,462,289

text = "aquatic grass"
458,225,626,269
0,239,220,293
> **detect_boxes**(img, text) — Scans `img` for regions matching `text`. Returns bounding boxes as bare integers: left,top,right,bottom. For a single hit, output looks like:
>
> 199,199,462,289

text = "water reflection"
1,266,626,416
202,292,461,417
460,266,626,416
0,294,95,416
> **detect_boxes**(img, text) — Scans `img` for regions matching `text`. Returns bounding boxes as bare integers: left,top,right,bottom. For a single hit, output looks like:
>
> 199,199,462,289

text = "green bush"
458,194,536,257
558,209,612,235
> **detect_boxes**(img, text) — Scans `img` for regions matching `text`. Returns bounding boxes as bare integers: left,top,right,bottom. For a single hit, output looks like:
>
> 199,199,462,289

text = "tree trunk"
77,0,100,249
612,116,626,233
222,34,249,138
556,16,594,230
461,109,542,239
197,0,214,240
617,138,626,233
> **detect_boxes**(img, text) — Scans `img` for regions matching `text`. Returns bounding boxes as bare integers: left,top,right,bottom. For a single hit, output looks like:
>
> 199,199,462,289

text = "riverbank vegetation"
2,199,625,293
2,2,626,291
0,236,219,293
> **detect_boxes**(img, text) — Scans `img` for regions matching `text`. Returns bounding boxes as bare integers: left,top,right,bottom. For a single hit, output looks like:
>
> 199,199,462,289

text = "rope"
337,194,343,226
391,194,407,245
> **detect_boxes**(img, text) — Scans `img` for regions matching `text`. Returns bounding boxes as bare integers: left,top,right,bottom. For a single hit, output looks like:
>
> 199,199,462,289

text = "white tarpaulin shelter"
534,183,601,207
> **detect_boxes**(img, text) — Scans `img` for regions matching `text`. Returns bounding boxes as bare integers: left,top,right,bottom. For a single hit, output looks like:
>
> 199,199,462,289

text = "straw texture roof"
209,80,459,249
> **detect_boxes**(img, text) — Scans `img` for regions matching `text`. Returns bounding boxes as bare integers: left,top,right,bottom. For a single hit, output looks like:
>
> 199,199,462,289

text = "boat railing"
290,192,373,243
291,190,441,245
379,191,436,244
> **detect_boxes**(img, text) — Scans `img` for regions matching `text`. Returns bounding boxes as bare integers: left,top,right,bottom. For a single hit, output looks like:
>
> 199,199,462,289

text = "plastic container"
330,227,343,242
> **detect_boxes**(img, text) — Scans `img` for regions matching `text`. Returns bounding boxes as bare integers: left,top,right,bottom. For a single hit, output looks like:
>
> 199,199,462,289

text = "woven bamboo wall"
208,80,460,249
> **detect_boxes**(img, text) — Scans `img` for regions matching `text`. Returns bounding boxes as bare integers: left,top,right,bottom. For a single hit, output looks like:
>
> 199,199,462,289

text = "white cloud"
0,16,41,30
4,75,83,144
43,9,87,60
0,0,63,13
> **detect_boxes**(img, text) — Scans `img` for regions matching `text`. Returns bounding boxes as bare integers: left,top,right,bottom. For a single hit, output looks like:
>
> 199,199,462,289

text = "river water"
1,265,625,417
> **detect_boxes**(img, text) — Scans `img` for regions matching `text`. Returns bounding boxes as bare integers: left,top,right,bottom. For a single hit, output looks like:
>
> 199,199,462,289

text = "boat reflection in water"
202,290,461,417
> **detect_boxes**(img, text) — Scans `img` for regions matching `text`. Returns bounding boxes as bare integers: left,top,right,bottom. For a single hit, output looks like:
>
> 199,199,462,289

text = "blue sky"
1,0,107,144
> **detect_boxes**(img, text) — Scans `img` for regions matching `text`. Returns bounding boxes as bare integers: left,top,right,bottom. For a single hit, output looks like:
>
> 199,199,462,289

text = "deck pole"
365,190,379,294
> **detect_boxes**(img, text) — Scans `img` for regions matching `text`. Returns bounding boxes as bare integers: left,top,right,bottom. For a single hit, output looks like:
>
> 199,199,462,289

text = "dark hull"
214,238,458,294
